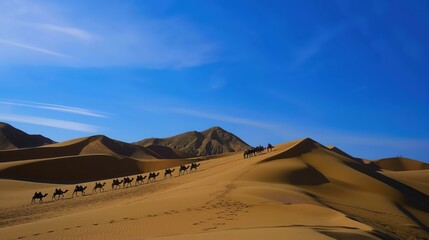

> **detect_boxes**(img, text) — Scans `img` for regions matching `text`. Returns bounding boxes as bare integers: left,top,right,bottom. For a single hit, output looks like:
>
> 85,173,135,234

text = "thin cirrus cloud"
170,107,278,130
0,114,98,133
24,22,96,41
0,100,107,118
290,22,348,70
0,1,218,68
0,38,71,59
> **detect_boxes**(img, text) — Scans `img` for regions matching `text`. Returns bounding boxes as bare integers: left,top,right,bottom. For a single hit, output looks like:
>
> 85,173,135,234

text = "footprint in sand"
17,236,26,239
203,226,217,231
47,230,55,233
64,228,71,231
93,223,99,226
75,225,81,228
214,223,226,226
32,233,41,236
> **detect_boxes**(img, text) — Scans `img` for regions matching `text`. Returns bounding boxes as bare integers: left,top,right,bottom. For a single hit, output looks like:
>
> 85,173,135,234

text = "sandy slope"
0,138,428,240
369,157,429,171
0,135,189,163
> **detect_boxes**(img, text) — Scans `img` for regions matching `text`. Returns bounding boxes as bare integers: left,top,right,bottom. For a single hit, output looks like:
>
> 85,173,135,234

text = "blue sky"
0,0,428,162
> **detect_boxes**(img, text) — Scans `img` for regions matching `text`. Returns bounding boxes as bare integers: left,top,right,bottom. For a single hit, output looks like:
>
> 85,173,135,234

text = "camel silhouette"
92,182,106,193
190,162,200,172
148,172,160,182
267,143,274,152
72,185,87,197
123,177,134,188
32,192,48,204
112,179,123,190
52,188,68,200
164,168,175,179
179,165,189,175
136,175,147,185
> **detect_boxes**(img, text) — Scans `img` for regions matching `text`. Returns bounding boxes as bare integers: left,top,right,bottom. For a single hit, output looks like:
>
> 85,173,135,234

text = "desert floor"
1,139,428,239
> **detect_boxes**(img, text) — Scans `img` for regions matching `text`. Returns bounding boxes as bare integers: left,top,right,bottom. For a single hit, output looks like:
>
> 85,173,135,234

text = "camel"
190,162,200,172
111,179,123,190
267,143,274,152
136,175,147,185
32,192,48,204
52,188,68,200
72,185,87,197
164,168,175,179
92,182,106,193
179,165,189,175
123,177,134,188
148,172,160,182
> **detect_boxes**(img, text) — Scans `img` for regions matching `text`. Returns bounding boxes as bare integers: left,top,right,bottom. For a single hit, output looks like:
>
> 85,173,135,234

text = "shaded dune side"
0,155,143,183
145,145,194,159
0,154,198,184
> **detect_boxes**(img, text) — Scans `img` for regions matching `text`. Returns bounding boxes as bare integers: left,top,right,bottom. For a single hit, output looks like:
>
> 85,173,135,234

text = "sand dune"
0,154,198,183
368,157,429,171
0,135,191,163
0,137,428,239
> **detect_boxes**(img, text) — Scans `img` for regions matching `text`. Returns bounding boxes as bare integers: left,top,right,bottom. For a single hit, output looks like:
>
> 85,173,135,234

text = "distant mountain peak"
135,126,251,156
0,122,55,150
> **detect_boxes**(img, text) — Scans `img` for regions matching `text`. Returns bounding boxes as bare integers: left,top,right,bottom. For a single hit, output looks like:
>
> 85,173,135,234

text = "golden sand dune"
369,157,429,171
0,135,192,163
0,138,428,239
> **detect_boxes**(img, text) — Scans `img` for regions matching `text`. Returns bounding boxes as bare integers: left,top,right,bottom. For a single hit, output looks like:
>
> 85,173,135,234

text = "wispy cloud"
0,114,99,133
0,1,218,68
0,38,71,59
24,22,96,41
170,108,278,129
0,100,107,118
291,23,347,69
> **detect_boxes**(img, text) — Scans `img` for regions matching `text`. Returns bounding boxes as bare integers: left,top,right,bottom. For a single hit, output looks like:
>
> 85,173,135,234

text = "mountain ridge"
0,122,55,150
135,126,251,156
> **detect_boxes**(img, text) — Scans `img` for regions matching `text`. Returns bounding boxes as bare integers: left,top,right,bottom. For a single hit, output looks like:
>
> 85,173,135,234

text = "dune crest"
369,157,429,171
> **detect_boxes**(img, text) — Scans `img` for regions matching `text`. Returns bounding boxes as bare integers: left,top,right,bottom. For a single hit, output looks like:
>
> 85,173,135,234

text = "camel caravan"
31,162,202,204
243,143,274,159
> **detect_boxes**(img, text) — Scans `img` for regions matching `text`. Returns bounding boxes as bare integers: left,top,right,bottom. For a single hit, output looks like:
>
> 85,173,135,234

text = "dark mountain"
0,122,55,150
135,126,251,156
